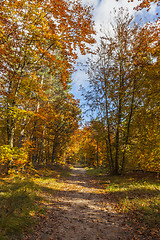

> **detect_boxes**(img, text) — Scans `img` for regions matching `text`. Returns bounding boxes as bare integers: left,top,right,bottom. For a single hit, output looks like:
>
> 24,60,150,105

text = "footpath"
24,167,137,240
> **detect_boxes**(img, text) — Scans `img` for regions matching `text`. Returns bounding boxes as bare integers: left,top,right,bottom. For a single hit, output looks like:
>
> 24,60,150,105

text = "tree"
127,21,160,172
0,0,95,148
0,0,95,172
84,8,160,174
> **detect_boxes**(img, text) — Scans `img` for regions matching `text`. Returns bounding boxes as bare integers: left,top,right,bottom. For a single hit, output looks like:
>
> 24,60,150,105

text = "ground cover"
0,166,160,239
23,167,135,240
0,165,71,240
86,167,160,238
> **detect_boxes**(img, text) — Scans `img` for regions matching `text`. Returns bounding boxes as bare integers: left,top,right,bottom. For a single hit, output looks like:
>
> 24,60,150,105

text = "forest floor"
22,167,159,240
0,166,159,240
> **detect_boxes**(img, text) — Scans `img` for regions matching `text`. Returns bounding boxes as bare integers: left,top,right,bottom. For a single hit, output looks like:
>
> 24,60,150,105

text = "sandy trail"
24,167,133,240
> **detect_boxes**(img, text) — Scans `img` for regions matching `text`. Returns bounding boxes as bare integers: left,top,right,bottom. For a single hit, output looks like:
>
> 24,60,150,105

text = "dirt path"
24,167,134,240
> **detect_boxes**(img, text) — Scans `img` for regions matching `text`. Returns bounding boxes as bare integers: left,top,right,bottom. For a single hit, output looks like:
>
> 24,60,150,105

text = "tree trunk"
7,105,15,148
115,127,120,175
52,141,57,164
114,64,124,175
18,128,25,148
121,80,136,171
104,75,114,172
96,137,99,167
38,124,46,164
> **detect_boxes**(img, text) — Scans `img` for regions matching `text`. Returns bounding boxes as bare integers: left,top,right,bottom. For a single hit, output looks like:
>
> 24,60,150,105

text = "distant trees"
64,121,107,167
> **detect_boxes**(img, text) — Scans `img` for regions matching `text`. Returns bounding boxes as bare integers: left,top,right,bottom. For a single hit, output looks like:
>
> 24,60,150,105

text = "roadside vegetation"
0,165,71,240
86,167,160,234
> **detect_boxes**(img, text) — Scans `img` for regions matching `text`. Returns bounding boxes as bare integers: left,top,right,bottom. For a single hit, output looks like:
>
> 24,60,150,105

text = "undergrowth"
0,165,71,240
86,167,160,228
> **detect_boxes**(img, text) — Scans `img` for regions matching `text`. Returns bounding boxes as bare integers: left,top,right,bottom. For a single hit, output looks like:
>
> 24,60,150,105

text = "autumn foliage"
133,0,160,11
0,0,160,175
81,8,160,174
0,0,95,173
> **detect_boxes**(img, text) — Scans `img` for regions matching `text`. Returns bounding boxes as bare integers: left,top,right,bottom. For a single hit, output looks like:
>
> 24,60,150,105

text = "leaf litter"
22,168,159,240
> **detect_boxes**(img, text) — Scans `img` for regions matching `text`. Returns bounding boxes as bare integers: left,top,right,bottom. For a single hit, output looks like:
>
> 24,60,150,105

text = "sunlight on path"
24,167,134,240
45,167,132,240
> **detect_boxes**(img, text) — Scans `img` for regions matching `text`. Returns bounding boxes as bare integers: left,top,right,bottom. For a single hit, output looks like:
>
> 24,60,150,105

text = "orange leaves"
0,0,95,83
0,0,94,164
134,0,160,11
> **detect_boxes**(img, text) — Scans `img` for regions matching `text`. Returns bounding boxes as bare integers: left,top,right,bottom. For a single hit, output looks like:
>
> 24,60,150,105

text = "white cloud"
71,0,158,101
94,0,140,37
146,2,157,15
72,69,88,88
77,0,144,54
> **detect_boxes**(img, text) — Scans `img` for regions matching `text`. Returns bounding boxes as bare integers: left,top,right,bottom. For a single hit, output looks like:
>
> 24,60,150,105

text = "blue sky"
70,0,159,123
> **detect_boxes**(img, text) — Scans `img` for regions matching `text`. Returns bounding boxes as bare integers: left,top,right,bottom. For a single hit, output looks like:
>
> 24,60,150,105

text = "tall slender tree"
84,8,159,174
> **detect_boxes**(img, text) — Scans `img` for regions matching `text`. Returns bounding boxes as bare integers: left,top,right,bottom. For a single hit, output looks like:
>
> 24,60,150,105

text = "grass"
0,177,39,239
1,165,159,238
86,168,160,228
85,167,110,178
0,165,71,240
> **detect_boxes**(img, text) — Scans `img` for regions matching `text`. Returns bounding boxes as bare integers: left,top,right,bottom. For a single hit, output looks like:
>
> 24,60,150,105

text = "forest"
0,0,160,239
1,0,159,175
0,0,95,174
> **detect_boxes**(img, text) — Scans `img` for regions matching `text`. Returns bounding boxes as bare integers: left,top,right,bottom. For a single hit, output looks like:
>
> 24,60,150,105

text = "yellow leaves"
0,0,94,167
7,106,31,120
0,145,28,171
1,0,95,80
0,145,12,163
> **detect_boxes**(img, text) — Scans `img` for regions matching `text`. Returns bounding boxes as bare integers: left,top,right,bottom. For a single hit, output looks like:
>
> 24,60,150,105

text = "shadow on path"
23,167,156,240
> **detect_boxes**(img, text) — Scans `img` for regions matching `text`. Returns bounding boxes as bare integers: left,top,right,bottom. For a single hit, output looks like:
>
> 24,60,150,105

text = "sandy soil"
23,167,136,240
